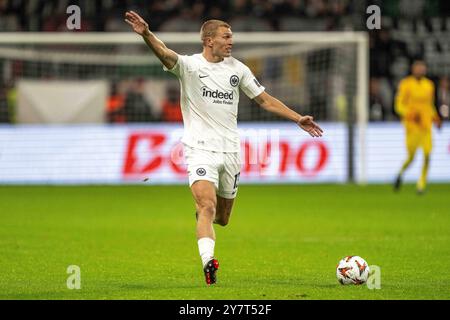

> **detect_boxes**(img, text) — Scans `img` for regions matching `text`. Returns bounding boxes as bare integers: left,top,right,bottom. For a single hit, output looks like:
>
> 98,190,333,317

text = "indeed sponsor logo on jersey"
201,86,234,101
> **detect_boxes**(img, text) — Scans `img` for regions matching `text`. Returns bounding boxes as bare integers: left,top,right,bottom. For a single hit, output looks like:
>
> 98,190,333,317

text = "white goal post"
0,32,369,184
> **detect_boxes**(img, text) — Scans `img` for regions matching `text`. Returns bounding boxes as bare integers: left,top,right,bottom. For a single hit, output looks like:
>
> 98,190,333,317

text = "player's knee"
198,200,216,218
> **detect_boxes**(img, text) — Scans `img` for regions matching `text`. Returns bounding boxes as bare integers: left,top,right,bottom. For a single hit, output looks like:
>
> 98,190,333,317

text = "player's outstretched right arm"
124,11,178,70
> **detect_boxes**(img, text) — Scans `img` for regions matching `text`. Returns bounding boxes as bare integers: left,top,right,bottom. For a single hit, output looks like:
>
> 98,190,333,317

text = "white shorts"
184,144,241,199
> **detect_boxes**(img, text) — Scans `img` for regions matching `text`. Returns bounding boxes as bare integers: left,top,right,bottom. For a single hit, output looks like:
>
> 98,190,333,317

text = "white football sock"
198,237,215,267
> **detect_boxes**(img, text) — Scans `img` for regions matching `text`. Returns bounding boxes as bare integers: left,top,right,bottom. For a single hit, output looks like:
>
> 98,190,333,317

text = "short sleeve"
163,54,188,78
240,65,265,99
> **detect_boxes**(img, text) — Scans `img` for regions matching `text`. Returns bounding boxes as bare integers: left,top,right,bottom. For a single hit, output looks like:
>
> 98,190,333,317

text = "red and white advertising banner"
0,123,347,184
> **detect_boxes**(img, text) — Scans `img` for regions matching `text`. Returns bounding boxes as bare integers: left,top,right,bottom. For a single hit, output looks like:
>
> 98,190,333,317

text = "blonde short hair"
200,19,231,44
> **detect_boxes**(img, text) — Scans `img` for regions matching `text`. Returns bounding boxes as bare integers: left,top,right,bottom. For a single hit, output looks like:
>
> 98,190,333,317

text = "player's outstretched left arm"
254,91,323,137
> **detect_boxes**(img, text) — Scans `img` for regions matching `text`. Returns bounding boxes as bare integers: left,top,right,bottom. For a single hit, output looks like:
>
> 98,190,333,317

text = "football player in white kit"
125,11,323,285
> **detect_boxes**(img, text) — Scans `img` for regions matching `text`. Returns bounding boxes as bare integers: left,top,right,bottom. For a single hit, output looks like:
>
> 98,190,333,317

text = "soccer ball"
336,256,370,285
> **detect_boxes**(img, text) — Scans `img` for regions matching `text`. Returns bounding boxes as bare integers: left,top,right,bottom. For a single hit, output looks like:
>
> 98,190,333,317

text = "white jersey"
163,53,265,152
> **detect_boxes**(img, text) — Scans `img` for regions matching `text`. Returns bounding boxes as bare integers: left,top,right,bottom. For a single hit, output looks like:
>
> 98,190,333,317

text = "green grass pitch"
0,184,449,300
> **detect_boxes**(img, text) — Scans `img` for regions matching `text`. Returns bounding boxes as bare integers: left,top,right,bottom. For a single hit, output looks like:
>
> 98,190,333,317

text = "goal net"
0,32,367,123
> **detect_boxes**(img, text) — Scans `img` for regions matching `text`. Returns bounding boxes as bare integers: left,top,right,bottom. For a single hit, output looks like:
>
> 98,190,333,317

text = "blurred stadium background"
0,0,449,185
1,0,450,300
